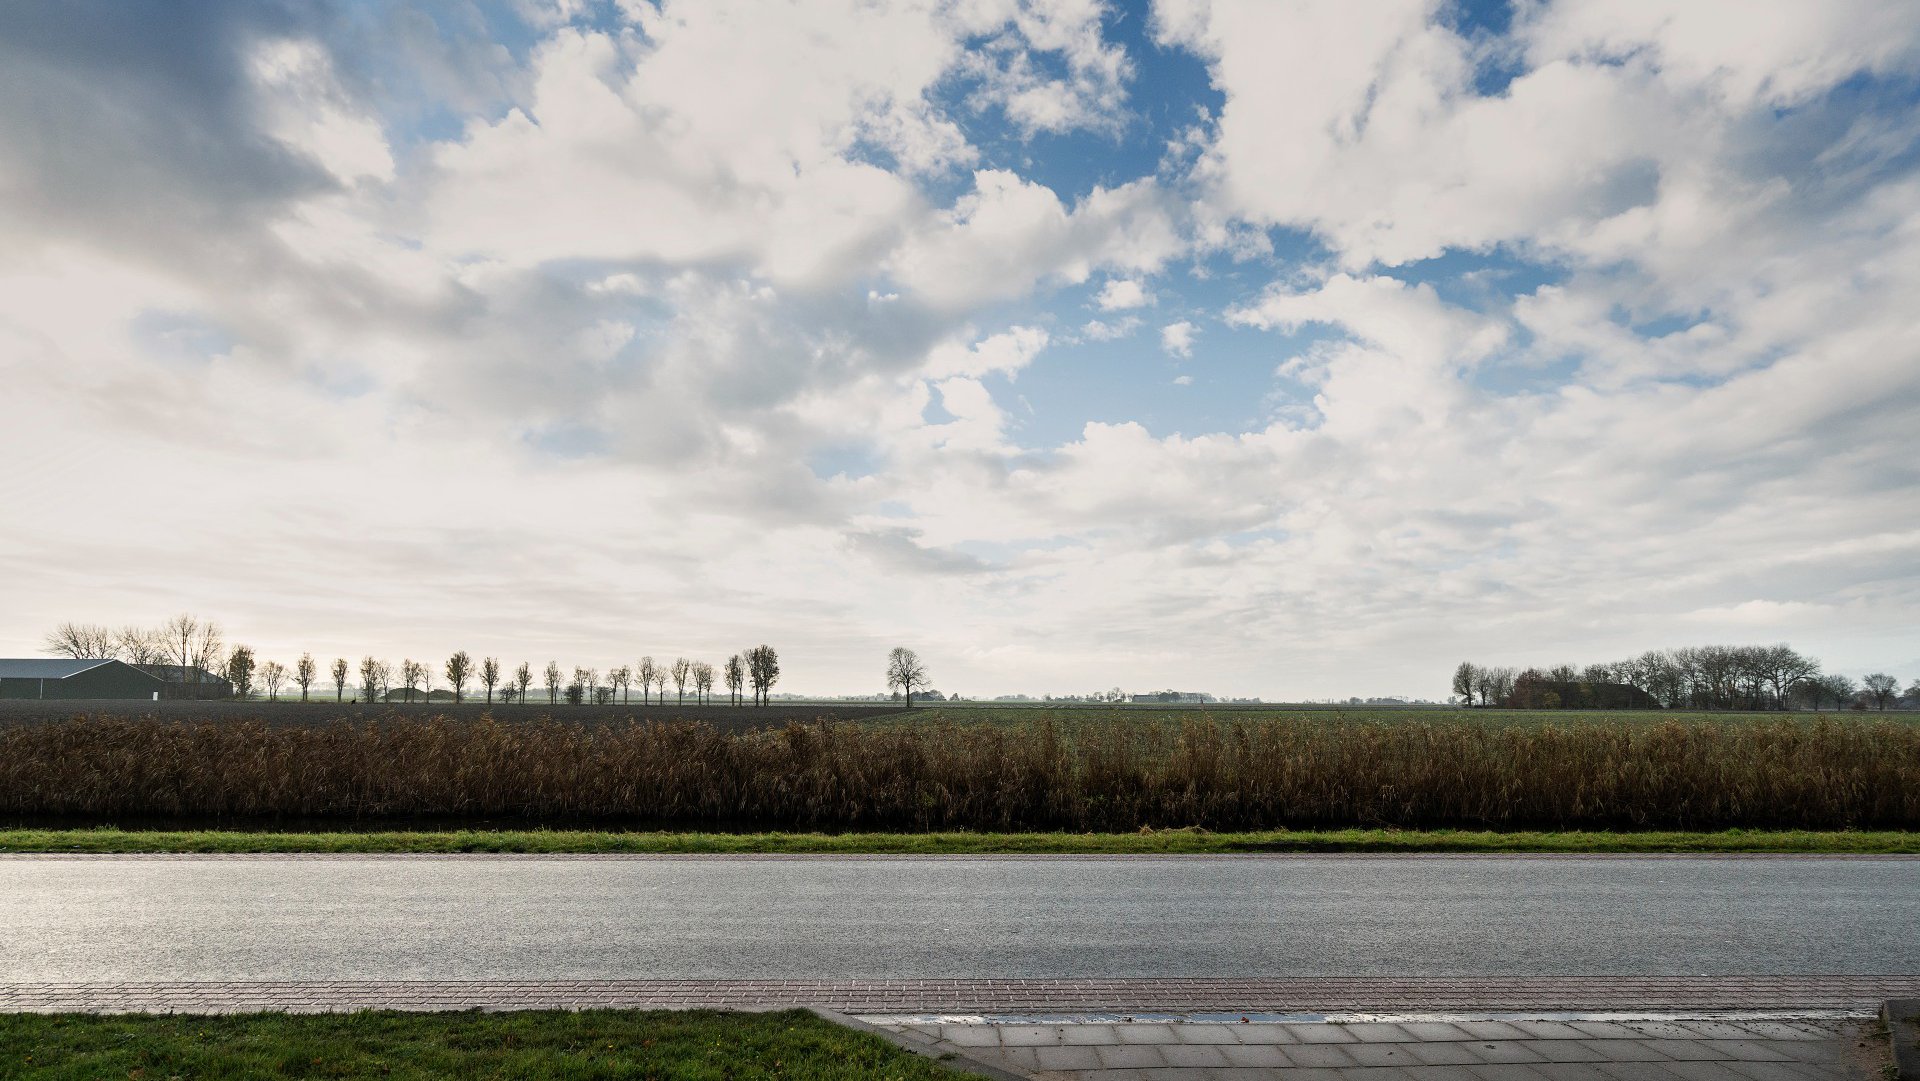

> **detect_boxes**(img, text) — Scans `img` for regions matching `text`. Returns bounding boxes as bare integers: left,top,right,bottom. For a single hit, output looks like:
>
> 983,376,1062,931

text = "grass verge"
2,827,1914,854
0,1008,968,1080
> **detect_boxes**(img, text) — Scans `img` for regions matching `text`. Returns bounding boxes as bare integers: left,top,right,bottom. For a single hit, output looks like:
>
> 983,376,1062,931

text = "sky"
3,0,1918,700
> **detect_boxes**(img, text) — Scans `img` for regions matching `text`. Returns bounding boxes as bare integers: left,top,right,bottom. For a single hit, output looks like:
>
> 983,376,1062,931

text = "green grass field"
4,826,1913,854
0,1009,965,1080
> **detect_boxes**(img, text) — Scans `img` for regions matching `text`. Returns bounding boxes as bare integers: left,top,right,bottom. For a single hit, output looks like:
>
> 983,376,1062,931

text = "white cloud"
958,0,1133,135
250,38,395,184
1156,0,1920,274
423,23,930,285
887,170,1181,309
1522,2,1920,109
923,325,1050,379
1095,278,1151,310
1079,316,1141,341
1160,319,1196,357
1229,274,1507,372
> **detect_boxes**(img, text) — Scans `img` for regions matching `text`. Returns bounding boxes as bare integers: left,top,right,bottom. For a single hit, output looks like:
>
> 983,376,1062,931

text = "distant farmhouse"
0,658,167,700
1129,690,1216,704
382,688,457,703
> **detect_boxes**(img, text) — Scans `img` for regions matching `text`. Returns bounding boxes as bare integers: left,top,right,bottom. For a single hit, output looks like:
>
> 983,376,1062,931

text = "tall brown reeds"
2,714,1915,830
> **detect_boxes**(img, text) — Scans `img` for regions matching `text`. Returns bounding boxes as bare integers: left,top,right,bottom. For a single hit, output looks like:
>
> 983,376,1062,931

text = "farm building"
382,688,457,703
134,664,234,699
0,658,168,700
1129,690,1216,704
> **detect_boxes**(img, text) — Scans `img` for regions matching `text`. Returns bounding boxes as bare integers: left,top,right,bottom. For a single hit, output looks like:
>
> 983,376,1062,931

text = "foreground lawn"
0,1008,966,1080
3,826,1914,854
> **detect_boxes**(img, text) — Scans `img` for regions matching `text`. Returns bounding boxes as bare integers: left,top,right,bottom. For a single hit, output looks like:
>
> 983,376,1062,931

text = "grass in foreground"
0,1008,967,1080
3,827,1914,854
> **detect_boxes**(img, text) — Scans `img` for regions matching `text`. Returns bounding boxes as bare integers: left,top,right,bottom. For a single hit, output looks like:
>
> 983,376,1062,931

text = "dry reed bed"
2,715,1915,830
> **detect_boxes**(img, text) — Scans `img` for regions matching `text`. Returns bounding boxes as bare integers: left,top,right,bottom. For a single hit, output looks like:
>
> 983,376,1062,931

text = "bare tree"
1798,672,1854,710
445,651,473,703
724,654,744,705
579,666,599,705
515,662,532,703
886,647,928,707
1863,672,1900,711
480,657,501,704
331,657,349,701
1469,666,1515,708
693,661,714,704
43,622,117,659
610,665,632,705
544,661,562,705
164,613,200,682
117,625,168,665
638,657,657,706
1452,661,1478,706
1758,644,1819,710
295,653,317,701
671,657,692,705
746,644,780,705
225,646,256,700
261,660,288,701
158,613,217,693
185,618,223,699
358,656,383,703
401,659,425,703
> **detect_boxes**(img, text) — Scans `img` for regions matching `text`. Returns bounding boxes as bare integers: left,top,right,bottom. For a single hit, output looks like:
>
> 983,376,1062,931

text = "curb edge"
806,1007,1033,1081
1885,1000,1920,1081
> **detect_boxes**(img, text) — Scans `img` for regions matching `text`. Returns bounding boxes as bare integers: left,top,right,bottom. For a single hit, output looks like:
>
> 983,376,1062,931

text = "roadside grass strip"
0,1008,973,1080
2,827,1914,855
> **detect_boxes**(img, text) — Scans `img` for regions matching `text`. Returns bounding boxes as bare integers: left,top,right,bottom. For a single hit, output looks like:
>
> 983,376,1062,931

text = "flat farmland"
0,699,906,732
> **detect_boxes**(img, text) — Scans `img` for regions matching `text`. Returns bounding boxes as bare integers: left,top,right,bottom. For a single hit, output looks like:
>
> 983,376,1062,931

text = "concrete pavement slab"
864,1014,1887,1081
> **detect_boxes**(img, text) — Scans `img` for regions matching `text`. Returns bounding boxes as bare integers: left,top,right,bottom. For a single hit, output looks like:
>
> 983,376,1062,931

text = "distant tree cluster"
1454,645,1911,711
40,618,786,707
44,616,225,698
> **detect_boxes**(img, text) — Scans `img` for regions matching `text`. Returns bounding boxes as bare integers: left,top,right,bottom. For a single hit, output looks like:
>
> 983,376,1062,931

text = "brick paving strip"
868,1015,1896,1080
2,977,1916,1015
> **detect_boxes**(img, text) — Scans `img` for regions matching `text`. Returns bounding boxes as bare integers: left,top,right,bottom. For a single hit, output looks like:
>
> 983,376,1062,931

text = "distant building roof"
0,658,118,679
135,664,232,685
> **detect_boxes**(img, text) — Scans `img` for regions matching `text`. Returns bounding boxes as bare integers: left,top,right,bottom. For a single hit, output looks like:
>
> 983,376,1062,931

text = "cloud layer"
3,0,1917,697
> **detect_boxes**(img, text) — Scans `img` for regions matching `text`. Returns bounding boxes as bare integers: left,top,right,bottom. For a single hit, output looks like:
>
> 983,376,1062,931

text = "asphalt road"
3,856,1915,981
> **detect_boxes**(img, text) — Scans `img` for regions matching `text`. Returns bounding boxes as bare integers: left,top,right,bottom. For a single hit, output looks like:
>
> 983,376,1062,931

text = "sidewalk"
869,1015,1892,1081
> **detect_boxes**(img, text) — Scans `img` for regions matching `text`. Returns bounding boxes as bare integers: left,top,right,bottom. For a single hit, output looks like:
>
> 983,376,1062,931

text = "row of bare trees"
1454,645,1910,711
331,646,784,706
42,618,785,706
